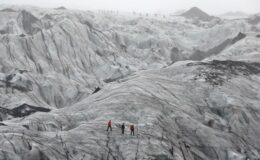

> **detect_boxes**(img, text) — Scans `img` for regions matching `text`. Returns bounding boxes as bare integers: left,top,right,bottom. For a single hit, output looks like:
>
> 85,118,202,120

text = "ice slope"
0,5,255,110
1,59,260,160
0,5,259,160
205,33,260,62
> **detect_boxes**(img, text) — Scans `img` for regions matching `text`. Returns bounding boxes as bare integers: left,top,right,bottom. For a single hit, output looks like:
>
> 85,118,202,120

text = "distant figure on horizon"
107,120,112,132
121,123,125,134
130,124,134,136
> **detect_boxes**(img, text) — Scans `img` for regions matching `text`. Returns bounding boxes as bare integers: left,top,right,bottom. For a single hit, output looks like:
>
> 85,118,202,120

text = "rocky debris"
19,33,26,37
92,86,101,94
181,7,215,21
189,60,260,85
0,103,50,119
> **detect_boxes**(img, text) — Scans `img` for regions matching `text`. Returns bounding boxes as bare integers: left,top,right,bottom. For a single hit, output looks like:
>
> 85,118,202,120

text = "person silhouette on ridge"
107,120,112,132
121,123,125,134
130,124,134,136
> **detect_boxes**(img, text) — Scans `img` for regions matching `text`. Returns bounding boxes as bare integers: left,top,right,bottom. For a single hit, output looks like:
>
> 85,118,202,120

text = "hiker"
121,123,125,134
107,120,112,132
130,124,134,135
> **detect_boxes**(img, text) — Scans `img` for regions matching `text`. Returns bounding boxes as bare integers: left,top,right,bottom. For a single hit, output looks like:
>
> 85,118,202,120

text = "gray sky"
1,0,260,14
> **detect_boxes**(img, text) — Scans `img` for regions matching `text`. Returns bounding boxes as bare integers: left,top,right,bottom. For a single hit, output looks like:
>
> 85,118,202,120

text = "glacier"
0,5,259,160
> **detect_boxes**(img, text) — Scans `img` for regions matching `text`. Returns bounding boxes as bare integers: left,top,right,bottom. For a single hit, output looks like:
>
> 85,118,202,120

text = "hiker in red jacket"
130,124,134,135
107,120,112,132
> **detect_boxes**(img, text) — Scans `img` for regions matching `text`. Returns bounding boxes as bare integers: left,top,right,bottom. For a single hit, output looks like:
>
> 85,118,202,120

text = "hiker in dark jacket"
121,123,125,134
